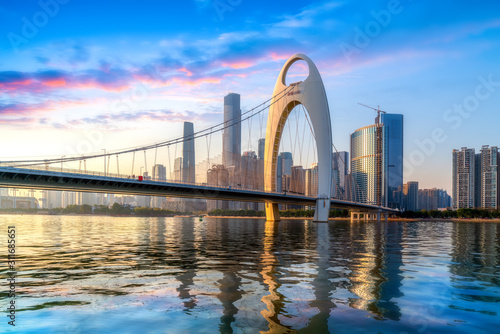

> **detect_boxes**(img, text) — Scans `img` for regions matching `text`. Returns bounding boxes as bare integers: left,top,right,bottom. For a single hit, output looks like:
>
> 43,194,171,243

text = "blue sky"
1,0,500,192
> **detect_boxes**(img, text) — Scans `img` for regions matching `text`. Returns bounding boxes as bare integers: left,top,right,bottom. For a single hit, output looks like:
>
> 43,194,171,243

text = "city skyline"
1,1,500,194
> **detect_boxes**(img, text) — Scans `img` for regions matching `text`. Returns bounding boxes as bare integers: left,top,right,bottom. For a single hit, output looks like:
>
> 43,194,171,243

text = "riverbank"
2,212,500,222
206,216,500,222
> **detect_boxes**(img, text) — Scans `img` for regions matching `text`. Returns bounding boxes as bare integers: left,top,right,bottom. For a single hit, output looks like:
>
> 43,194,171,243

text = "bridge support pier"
313,198,330,222
351,211,387,222
265,203,280,222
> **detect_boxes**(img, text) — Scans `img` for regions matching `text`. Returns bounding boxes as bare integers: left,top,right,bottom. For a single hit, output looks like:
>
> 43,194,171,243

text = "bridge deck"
0,167,397,212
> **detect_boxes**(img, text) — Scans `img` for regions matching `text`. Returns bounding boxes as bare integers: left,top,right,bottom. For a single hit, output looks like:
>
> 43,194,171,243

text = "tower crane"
358,103,386,124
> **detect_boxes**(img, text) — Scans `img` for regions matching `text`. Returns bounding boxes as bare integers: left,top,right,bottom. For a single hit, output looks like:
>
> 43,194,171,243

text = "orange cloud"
177,67,193,76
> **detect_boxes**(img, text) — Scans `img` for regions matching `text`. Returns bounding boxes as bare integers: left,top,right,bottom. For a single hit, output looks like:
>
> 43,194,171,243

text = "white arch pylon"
264,53,333,222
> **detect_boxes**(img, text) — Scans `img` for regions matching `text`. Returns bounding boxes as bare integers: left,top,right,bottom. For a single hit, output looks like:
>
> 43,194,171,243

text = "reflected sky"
0,216,499,333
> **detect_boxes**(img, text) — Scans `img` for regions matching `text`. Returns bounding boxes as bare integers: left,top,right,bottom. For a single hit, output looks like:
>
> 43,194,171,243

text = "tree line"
400,208,500,219
207,208,349,218
48,203,187,217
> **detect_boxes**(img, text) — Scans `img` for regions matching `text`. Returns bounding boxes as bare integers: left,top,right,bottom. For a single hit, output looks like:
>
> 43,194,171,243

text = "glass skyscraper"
182,122,195,183
350,113,403,207
222,93,241,168
380,113,404,209
350,124,387,206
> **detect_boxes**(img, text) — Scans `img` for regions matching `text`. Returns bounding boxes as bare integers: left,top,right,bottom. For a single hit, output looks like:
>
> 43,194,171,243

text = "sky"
1,0,500,193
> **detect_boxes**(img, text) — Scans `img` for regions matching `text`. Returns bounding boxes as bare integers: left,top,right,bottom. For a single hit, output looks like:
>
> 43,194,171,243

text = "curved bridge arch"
264,53,333,222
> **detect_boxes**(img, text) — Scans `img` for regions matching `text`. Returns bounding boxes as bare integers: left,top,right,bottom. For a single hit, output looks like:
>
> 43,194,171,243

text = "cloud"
0,99,87,116
67,108,222,128
0,67,132,94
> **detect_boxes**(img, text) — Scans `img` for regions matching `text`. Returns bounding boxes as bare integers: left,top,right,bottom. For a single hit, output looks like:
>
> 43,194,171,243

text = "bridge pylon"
264,54,333,222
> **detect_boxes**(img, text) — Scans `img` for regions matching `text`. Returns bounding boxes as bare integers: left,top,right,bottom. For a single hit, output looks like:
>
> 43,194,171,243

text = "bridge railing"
0,163,318,198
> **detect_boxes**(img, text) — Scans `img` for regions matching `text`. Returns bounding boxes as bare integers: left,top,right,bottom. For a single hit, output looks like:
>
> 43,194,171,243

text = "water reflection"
176,219,198,312
260,220,292,333
0,216,499,333
449,223,500,311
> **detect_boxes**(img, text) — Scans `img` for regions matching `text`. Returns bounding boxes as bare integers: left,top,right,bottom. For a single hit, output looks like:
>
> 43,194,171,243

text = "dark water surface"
1,215,499,333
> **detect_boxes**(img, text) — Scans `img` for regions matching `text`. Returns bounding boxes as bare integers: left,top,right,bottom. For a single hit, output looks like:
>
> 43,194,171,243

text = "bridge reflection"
8,216,498,333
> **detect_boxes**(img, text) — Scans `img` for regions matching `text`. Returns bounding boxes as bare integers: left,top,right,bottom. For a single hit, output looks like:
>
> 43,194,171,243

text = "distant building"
332,151,349,199
153,164,167,181
182,122,195,183
207,164,230,211
240,151,263,210
402,181,419,211
479,145,499,209
152,164,167,208
173,157,183,181
418,188,451,211
452,147,477,209
222,93,241,169
305,163,319,197
277,152,293,193
290,165,305,195
258,138,265,160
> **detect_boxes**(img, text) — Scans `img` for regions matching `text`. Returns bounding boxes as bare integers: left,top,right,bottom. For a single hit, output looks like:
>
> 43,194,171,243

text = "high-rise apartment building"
480,145,499,209
182,122,195,183
222,93,241,169
402,181,419,211
452,147,477,209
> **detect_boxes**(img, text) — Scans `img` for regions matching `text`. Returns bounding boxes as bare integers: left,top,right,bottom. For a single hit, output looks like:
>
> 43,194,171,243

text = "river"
1,215,499,333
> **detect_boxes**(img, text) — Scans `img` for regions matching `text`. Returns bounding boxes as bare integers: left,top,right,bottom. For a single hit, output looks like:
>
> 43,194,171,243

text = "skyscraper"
277,152,293,192
182,122,195,183
290,165,305,195
222,93,241,168
258,138,265,160
380,113,403,210
305,163,319,197
452,147,476,209
480,145,499,209
173,157,183,181
332,151,349,199
350,123,387,206
402,181,419,211
350,113,403,207
152,164,167,208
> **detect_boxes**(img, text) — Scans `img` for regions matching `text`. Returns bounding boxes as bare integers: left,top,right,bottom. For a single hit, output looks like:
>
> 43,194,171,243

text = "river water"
1,215,499,333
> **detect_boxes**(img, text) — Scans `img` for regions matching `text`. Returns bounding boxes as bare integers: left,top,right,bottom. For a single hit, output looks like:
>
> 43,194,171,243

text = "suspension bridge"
0,54,396,222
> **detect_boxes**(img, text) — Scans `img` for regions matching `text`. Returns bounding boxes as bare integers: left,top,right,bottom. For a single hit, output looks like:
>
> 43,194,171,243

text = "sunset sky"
1,0,500,192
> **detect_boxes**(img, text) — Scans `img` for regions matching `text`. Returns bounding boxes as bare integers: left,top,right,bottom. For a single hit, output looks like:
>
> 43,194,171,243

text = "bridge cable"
131,151,135,176
1,85,293,167
116,155,120,175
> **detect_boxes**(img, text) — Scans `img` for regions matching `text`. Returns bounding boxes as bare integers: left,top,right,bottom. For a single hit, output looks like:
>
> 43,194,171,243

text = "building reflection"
260,220,294,333
302,223,336,333
214,219,243,333
176,219,198,311
449,223,499,302
347,222,403,320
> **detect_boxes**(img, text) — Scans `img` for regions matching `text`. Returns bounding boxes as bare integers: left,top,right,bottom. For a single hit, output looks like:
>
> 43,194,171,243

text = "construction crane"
358,103,386,124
